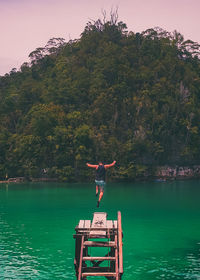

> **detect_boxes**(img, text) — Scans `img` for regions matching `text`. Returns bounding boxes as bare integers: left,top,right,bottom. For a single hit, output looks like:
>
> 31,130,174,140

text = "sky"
0,0,200,76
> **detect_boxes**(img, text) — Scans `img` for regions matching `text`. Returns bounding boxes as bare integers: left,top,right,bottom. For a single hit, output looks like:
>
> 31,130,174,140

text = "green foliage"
1,14,200,181
118,163,149,181
50,165,75,182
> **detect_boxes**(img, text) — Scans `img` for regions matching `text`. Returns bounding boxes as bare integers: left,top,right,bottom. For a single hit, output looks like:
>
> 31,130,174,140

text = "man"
86,161,116,207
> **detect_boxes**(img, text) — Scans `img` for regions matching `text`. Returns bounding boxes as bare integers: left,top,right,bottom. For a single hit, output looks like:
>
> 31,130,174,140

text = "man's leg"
99,190,104,202
96,185,99,196
97,187,104,208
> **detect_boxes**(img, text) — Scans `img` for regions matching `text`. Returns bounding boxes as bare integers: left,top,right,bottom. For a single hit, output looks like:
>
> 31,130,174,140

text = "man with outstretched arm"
86,161,116,207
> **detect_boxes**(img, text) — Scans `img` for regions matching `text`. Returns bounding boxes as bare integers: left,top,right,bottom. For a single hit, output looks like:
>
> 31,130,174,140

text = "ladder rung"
83,256,116,261
82,272,116,277
84,241,116,247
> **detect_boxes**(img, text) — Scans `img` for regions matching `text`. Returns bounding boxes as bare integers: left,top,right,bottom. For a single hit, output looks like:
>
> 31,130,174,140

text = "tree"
0,15,200,181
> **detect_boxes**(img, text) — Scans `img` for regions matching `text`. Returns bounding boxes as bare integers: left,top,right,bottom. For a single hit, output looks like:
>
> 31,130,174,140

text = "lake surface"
0,180,200,280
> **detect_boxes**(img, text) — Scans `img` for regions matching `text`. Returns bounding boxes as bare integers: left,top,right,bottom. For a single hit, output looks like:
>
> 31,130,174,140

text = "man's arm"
86,163,98,168
104,161,116,169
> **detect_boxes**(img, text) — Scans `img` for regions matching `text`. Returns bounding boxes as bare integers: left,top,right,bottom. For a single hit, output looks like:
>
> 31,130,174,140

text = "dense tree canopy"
1,15,200,181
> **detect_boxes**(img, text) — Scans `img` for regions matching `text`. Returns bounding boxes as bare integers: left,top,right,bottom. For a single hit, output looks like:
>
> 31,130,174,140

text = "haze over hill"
1,0,200,76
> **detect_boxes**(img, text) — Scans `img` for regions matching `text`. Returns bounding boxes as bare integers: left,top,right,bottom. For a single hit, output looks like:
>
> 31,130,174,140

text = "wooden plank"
84,220,91,229
89,230,106,237
78,220,85,228
93,253,112,268
89,234,108,239
78,235,84,280
77,227,117,231
91,212,107,228
113,220,118,229
83,256,115,261
106,220,113,229
90,212,107,236
82,272,116,277
118,211,123,275
84,241,115,247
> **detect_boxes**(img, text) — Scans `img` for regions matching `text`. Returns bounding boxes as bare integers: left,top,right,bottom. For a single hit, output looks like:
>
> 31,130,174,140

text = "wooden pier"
73,211,123,280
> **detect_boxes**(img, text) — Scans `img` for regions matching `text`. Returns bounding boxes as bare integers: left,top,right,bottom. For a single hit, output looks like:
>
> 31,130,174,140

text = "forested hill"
1,17,200,181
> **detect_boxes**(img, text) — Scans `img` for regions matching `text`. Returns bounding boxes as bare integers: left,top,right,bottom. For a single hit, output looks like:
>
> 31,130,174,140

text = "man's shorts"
95,180,106,191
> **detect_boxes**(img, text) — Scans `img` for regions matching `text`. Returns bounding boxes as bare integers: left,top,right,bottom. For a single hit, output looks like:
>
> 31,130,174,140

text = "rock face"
8,177,26,182
156,165,200,179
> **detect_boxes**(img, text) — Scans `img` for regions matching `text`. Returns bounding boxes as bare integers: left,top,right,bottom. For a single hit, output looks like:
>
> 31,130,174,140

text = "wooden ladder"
74,212,123,280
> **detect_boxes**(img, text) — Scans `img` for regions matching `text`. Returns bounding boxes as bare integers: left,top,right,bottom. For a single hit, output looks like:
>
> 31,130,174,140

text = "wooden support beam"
76,227,117,231
83,266,111,272
118,211,123,275
74,235,82,275
82,272,116,277
84,256,115,262
115,235,119,280
91,252,112,267
84,241,115,247
78,235,84,280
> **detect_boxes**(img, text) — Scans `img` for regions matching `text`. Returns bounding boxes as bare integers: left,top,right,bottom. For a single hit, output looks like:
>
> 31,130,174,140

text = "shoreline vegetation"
1,164,200,183
1,12,200,182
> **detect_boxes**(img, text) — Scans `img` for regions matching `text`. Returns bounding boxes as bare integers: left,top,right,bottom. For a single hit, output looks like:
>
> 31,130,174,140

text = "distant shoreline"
1,174,200,184
0,177,57,184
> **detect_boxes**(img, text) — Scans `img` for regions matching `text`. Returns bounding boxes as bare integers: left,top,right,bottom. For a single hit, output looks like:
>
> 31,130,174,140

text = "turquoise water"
0,181,200,279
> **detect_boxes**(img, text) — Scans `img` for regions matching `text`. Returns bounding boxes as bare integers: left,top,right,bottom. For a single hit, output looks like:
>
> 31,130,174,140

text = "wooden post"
115,234,119,280
118,211,123,275
78,235,84,280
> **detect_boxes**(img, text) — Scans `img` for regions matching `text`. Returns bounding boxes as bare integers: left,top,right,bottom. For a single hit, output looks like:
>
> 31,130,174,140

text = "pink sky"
0,0,200,75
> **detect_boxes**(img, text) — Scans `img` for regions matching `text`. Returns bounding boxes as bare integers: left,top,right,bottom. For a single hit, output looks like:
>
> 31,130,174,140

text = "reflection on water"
0,181,200,279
